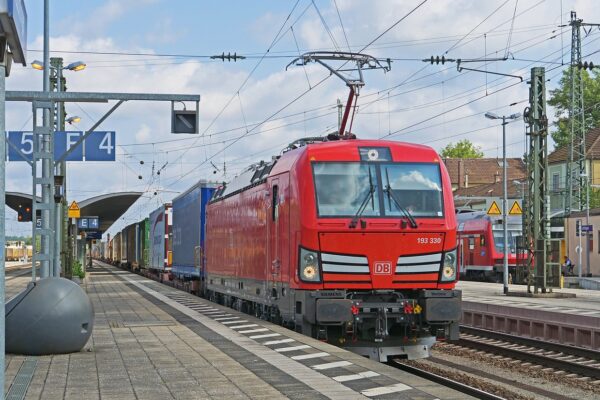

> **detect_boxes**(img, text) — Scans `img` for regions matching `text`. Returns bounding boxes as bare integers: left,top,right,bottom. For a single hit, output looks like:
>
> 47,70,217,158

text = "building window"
552,173,559,192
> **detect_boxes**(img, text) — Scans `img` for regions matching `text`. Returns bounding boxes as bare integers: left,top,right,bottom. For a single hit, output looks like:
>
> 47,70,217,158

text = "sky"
5,0,600,237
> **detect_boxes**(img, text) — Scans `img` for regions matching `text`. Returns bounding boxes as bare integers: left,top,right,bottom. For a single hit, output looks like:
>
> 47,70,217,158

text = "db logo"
374,261,392,275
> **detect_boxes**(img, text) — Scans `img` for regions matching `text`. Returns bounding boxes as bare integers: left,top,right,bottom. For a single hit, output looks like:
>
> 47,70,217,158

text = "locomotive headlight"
441,249,457,282
299,248,321,282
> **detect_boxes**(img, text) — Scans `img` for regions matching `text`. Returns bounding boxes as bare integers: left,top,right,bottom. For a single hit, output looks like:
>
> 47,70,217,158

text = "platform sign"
6,131,116,162
78,216,99,230
54,131,84,161
581,224,593,233
68,201,80,218
487,200,501,215
84,131,115,161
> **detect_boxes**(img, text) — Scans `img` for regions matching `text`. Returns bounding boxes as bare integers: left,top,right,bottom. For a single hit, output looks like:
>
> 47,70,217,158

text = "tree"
440,139,484,158
548,67,600,148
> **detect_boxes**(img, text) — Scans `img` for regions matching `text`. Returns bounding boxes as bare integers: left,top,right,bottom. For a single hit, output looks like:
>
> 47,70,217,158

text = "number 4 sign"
84,131,115,161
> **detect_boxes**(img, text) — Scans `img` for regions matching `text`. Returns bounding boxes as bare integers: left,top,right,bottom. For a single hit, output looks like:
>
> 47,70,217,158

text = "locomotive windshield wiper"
349,168,375,228
384,168,418,228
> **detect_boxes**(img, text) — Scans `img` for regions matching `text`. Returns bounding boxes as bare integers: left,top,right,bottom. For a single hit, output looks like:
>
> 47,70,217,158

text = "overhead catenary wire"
126,0,568,186
162,0,432,189
77,1,580,227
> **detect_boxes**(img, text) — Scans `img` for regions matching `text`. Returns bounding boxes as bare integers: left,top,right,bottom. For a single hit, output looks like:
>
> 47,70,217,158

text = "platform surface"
3,262,471,399
458,280,600,317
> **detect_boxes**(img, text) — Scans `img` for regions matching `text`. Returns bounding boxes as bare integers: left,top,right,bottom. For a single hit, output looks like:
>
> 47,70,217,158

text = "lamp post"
581,172,591,277
31,59,86,277
485,111,522,294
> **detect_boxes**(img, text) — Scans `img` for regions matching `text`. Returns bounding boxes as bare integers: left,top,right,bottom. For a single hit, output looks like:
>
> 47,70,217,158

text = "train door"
268,175,291,308
268,178,281,300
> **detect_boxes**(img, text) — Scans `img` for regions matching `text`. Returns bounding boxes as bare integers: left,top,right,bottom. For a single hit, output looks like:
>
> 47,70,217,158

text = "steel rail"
457,335,600,379
461,325,600,361
392,360,506,400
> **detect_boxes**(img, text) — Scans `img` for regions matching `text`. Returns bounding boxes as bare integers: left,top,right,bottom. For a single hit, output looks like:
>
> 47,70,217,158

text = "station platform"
458,280,600,348
4,261,471,400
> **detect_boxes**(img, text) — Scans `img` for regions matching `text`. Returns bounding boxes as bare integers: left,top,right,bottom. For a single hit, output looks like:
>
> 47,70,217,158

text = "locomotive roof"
210,137,441,202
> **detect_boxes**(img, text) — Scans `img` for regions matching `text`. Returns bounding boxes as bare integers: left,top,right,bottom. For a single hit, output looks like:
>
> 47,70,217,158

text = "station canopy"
5,191,143,233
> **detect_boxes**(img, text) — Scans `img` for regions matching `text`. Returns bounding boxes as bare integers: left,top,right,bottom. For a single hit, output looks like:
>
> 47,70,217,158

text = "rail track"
457,326,600,379
392,360,506,400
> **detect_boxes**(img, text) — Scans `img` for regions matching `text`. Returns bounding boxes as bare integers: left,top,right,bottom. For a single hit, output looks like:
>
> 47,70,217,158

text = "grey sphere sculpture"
6,277,94,355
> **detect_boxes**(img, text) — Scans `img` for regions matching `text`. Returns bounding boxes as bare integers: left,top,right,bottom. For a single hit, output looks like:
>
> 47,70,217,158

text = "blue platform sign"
78,216,99,231
54,131,84,161
85,131,115,161
7,131,33,161
6,131,116,161
88,217,99,230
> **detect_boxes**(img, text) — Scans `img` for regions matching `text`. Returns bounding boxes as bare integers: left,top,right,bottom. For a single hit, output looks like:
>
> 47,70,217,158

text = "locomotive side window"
468,237,474,250
480,235,485,246
272,185,279,221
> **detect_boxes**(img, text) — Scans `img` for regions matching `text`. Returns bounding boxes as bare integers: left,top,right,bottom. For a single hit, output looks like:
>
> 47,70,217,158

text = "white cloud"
7,0,600,236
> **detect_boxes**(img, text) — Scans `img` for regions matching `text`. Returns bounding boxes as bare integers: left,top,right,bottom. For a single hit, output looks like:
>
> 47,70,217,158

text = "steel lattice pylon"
523,67,558,292
565,11,589,215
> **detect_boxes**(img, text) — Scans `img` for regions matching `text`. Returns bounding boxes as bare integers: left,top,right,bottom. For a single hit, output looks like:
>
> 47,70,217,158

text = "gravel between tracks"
412,342,600,400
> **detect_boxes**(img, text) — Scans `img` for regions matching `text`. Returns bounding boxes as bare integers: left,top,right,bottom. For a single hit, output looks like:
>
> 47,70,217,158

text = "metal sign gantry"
6,90,201,279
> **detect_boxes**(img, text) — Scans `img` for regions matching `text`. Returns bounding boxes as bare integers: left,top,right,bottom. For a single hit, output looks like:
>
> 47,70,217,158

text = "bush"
72,260,86,279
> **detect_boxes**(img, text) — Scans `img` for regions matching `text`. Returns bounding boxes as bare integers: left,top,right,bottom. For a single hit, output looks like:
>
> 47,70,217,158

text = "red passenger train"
456,211,523,282
205,137,461,361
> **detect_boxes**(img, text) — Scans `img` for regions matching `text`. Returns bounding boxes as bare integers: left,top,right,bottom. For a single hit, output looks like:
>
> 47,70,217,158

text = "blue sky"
6,0,600,236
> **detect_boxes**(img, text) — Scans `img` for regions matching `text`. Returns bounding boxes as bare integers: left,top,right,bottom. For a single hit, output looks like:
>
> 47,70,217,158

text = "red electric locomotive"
456,211,523,282
205,137,461,361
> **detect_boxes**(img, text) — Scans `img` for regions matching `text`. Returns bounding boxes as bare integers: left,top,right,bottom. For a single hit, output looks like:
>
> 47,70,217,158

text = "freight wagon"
171,181,216,287
112,231,122,266
148,204,172,273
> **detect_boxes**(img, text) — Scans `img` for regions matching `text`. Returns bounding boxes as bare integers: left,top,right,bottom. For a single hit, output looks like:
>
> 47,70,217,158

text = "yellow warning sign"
509,200,523,215
68,201,80,218
487,201,502,215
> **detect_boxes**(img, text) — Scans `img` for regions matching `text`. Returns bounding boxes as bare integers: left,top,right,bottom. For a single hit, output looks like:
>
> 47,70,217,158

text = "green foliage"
590,188,600,209
548,67,600,148
440,139,484,158
72,260,86,279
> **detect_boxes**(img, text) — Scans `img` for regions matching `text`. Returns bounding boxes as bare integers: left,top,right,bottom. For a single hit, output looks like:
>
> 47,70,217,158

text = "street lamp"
31,58,86,278
581,172,591,277
485,111,522,294
31,60,86,72
66,116,81,125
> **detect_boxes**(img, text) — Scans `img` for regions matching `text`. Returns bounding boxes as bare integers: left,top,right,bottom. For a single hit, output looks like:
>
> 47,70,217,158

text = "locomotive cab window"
382,163,443,218
313,163,380,217
312,161,443,218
